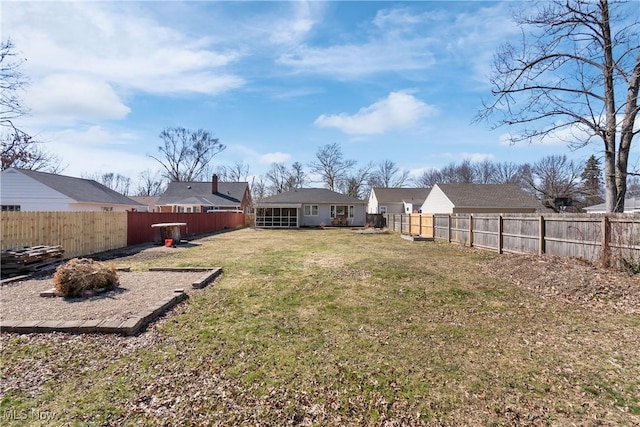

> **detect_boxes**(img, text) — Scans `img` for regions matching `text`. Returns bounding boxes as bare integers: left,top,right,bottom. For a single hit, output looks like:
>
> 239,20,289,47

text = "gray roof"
9,168,142,206
372,187,431,204
436,183,541,208
157,181,248,206
257,188,366,205
584,197,640,212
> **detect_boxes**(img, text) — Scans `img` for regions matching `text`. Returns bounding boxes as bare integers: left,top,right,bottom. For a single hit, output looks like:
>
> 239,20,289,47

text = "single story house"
368,187,431,214
420,183,542,214
128,196,161,212
254,188,367,228
584,197,640,214
0,167,143,212
156,175,252,213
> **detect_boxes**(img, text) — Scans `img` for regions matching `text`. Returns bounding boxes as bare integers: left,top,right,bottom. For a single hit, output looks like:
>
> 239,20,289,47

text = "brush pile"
53,258,119,297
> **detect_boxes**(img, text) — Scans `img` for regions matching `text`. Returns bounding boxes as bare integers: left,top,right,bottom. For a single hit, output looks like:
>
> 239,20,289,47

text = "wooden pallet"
1,245,65,276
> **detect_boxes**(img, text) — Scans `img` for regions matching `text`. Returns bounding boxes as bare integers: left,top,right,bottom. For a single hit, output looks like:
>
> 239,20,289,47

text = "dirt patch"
0,271,208,322
482,252,639,313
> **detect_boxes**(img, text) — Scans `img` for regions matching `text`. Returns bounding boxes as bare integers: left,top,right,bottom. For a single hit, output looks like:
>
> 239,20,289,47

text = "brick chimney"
211,174,218,194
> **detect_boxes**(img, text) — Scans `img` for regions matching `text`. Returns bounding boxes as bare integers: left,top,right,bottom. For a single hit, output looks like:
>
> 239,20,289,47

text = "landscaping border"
0,267,222,336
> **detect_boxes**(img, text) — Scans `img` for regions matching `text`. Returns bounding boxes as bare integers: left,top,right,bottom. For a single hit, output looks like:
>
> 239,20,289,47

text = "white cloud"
38,127,159,180
278,40,435,78
454,152,496,163
5,2,245,96
314,91,438,135
259,152,291,164
25,74,130,121
269,1,316,45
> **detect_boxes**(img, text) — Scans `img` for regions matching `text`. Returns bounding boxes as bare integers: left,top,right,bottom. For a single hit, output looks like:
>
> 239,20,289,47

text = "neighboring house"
420,183,541,214
156,175,252,213
0,168,142,212
128,196,161,212
254,188,367,228
584,197,640,214
368,187,431,214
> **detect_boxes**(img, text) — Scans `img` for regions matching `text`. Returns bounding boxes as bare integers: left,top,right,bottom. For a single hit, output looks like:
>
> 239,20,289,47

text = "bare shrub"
53,258,119,297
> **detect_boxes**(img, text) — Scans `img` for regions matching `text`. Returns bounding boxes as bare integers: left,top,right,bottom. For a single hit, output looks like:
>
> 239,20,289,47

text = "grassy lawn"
1,227,639,426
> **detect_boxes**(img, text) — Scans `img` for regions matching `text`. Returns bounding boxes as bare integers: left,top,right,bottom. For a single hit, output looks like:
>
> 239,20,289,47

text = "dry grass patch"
1,228,639,426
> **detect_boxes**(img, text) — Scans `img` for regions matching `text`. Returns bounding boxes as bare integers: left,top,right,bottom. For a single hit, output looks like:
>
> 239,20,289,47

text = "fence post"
432,214,435,238
448,214,452,243
538,215,545,255
601,216,611,267
469,214,474,247
498,215,503,254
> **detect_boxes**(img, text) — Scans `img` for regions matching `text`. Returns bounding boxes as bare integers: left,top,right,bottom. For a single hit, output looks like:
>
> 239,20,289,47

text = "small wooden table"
151,222,187,245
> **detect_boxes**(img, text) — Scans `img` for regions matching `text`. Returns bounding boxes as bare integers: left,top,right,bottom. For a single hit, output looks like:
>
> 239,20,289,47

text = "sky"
2,0,639,189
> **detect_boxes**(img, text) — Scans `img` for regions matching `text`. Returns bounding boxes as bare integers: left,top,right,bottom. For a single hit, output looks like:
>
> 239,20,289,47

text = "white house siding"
367,192,379,214
420,185,454,214
1,170,75,211
68,203,133,212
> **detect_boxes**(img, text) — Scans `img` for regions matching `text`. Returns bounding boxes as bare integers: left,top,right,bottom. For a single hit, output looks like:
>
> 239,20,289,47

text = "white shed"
420,183,541,214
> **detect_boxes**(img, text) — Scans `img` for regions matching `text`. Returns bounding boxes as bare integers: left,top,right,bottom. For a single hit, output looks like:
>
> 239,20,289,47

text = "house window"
304,205,318,216
331,205,354,218
1,205,20,212
379,206,387,214
101,207,113,212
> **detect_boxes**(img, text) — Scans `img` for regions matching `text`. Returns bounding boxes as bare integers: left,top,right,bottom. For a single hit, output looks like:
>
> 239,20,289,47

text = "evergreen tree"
581,155,604,206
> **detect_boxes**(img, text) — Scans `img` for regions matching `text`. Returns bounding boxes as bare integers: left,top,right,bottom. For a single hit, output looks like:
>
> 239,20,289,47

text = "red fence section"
127,212,245,246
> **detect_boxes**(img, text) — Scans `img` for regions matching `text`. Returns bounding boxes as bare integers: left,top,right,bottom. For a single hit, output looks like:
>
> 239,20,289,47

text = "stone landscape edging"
0,267,222,336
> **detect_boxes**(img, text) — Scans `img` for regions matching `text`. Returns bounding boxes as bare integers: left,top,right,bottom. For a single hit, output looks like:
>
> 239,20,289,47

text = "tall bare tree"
213,161,250,182
493,161,526,186
523,155,584,211
83,172,132,196
369,160,410,188
1,39,62,172
135,169,166,196
477,0,640,212
250,175,267,202
265,162,305,195
308,143,356,191
340,163,373,199
413,168,442,188
149,127,225,182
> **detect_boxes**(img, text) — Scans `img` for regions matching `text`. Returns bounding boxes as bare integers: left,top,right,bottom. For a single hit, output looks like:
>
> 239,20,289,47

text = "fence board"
385,212,640,266
127,211,246,246
1,211,127,259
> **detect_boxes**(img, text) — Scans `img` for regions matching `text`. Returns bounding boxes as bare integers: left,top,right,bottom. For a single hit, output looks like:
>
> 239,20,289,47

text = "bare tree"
83,172,132,196
523,155,584,211
473,160,497,184
149,127,225,182
250,175,267,201
340,163,373,198
213,161,250,182
1,40,62,172
369,160,410,188
477,0,640,212
308,143,356,191
265,161,306,195
265,163,290,195
493,161,526,185
413,168,442,188
135,169,166,196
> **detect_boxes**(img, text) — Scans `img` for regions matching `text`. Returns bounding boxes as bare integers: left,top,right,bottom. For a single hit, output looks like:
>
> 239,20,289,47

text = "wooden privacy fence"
127,211,245,246
386,213,640,265
1,211,127,259
1,211,246,260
